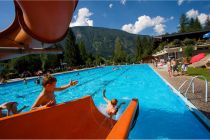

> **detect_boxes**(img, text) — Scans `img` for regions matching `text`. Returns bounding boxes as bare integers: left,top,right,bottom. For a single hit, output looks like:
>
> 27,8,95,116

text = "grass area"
187,67,210,81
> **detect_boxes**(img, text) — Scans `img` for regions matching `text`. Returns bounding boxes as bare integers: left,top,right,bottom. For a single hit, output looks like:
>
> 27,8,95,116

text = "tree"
64,29,81,66
120,49,127,63
75,44,82,65
183,38,195,58
179,14,188,33
11,55,42,74
136,36,143,61
44,55,60,70
188,18,195,32
184,46,194,57
78,41,87,65
40,54,48,71
172,39,182,46
183,38,195,46
113,37,126,63
157,41,167,51
194,17,202,31
94,55,104,65
204,17,210,29
85,53,95,67
142,37,153,58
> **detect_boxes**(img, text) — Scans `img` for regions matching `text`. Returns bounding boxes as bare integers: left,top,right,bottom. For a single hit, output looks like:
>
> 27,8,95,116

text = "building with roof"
153,29,210,60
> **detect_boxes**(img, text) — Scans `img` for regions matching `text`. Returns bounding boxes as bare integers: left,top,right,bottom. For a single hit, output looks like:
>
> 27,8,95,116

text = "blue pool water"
0,64,209,139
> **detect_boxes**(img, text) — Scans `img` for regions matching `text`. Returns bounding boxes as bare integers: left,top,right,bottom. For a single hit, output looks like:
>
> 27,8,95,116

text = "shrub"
172,39,182,46
184,46,194,57
187,67,210,81
183,38,195,46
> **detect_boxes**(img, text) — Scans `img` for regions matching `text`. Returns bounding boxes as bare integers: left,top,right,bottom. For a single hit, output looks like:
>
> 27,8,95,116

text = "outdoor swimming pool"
0,64,209,139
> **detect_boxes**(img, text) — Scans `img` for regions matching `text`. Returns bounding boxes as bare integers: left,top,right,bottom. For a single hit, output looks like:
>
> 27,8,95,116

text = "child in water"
31,74,78,110
102,89,125,118
0,102,28,118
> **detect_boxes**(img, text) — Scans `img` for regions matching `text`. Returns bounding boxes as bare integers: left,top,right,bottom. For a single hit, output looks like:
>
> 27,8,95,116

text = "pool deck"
150,64,210,119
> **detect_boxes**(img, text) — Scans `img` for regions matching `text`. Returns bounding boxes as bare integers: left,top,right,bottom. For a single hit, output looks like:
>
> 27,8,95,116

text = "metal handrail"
178,76,208,102
178,80,189,91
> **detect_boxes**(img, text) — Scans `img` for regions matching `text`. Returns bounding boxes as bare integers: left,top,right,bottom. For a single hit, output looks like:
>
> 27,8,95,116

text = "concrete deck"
151,64,210,119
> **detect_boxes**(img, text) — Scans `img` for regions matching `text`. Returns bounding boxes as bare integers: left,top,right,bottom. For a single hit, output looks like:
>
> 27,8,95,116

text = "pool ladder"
178,75,209,102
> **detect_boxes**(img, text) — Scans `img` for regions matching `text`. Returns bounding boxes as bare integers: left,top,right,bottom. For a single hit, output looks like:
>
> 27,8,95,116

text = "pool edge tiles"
149,64,210,129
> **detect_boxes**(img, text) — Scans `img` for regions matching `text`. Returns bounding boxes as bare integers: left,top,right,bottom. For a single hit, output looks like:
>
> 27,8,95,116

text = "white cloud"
177,0,184,6
120,0,126,5
186,9,199,19
121,15,166,35
109,3,113,8
70,8,93,27
154,24,165,34
186,9,210,25
198,13,209,25
122,24,135,34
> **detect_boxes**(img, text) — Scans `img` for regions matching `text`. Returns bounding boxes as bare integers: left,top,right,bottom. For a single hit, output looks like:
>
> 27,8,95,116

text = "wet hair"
111,99,118,106
42,74,57,87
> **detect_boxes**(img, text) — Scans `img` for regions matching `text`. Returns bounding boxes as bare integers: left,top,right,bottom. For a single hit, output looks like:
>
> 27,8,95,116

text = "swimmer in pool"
102,89,125,118
0,102,28,118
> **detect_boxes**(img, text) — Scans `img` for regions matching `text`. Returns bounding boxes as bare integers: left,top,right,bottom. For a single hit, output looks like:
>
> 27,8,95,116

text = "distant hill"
69,26,150,58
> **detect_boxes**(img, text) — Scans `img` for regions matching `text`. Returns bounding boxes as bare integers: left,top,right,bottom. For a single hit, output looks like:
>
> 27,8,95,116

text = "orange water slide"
0,0,78,60
0,96,139,139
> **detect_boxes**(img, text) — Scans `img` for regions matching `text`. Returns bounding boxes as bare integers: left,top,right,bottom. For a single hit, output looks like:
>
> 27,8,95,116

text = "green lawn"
187,67,210,81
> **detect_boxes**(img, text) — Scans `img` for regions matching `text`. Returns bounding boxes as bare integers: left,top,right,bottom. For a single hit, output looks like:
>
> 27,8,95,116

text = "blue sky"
1,0,210,36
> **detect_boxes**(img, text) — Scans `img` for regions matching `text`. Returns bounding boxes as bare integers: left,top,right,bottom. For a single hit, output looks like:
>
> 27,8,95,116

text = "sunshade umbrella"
190,53,205,64
203,32,210,39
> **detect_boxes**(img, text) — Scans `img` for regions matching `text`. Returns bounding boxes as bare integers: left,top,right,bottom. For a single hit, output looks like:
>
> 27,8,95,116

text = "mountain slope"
70,26,149,58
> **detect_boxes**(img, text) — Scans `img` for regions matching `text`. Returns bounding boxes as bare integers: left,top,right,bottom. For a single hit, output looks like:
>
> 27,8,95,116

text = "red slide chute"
0,0,78,60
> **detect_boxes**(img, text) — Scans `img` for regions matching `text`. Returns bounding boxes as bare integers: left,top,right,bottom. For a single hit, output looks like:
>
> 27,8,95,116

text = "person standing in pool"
23,78,27,85
102,89,125,118
31,74,78,110
36,76,41,85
